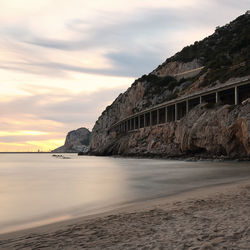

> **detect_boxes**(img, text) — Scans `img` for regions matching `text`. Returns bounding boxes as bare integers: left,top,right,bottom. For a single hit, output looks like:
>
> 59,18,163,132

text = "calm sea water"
0,153,250,234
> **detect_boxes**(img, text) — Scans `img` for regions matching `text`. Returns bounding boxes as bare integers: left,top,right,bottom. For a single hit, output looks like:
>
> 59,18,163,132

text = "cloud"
0,6,230,78
212,0,249,10
1,2,249,79
0,134,58,143
23,6,245,51
0,85,126,133
106,50,164,77
0,84,126,151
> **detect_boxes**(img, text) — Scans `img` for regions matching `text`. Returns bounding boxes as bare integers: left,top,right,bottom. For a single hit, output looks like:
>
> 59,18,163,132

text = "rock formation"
91,100,250,158
90,12,250,158
52,127,91,153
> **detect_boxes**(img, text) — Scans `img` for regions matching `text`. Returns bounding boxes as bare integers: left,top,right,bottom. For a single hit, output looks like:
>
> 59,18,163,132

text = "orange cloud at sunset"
0,130,50,137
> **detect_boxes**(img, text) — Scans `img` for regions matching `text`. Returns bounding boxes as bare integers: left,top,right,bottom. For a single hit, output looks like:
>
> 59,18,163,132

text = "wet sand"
1,180,250,249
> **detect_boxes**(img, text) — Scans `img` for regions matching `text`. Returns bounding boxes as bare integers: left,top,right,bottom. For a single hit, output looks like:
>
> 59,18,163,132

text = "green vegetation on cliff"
159,12,250,87
131,11,250,108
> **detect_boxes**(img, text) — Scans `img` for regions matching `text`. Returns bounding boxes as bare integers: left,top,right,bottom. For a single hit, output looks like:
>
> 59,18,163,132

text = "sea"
0,153,250,234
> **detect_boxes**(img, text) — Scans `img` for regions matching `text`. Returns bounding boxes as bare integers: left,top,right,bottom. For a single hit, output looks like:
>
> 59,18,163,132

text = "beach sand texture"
1,180,250,249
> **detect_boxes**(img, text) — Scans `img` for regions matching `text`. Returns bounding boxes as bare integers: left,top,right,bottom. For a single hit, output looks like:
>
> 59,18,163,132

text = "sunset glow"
0,140,65,152
0,131,50,137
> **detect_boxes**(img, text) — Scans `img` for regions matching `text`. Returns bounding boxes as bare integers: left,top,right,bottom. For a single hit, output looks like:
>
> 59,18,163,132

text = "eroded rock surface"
52,127,91,153
91,101,250,158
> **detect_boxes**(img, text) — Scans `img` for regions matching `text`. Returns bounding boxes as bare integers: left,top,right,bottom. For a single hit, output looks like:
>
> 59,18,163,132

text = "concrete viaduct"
109,78,250,135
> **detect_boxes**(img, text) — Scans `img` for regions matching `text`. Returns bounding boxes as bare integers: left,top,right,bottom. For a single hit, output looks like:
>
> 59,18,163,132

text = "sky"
0,0,249,152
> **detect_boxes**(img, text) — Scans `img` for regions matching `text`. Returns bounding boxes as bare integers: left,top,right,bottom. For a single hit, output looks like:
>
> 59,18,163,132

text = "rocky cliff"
90,12,250,158
92,100,250,158
52,127,91,153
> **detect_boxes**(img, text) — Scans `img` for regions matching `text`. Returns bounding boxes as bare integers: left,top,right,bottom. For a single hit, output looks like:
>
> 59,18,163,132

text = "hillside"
90,12,250,158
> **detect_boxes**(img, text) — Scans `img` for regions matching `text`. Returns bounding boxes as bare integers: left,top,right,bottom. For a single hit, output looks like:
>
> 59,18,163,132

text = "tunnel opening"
201,93,216,104
131,119,135,131
238,83,250,103
115,126,119,134
123,122,126,133
145,112,150,127
159,108,166,124
128,119,131,131
140,114,144,128
188,97,200,111
177,101,186,120
120,123,124,133
124,121,127,132
119,124,122,134
152,110,157,126
134,116,139,129
218,88,235,105
167,105,175,122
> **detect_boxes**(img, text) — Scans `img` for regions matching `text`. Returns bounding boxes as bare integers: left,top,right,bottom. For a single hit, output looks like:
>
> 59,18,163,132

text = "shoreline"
1,178,250,248
1,151,250,162
88,152,250,161
109,154,250,162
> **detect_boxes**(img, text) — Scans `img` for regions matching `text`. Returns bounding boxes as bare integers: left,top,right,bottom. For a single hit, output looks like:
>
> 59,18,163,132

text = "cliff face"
92,100,250,158
53,127,91,153
90,12,250,158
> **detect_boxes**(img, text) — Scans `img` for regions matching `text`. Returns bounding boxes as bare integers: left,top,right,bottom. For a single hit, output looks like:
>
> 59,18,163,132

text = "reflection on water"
0,153,250,234
0,154,131,234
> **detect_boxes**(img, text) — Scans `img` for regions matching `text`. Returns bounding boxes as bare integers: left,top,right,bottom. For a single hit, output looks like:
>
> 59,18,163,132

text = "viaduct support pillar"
165,107,168,123
235,86,239,105
175,103,178,122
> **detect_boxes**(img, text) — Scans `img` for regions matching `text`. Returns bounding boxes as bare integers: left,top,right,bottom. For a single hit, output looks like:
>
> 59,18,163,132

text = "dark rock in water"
52,154,71,159
52,127,91,153
78,151,87,156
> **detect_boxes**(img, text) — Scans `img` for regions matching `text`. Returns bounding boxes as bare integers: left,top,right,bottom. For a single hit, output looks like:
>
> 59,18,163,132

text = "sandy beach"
0,180,250,249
